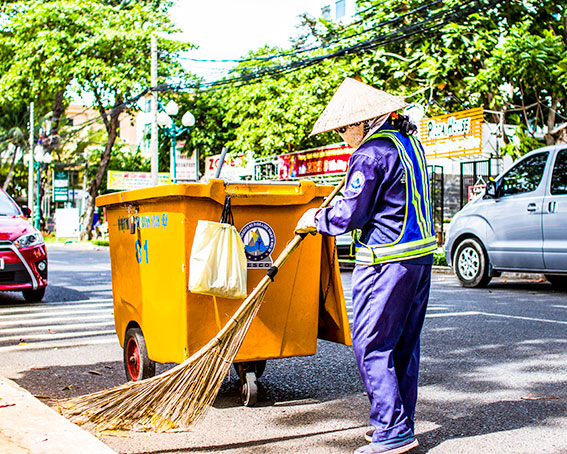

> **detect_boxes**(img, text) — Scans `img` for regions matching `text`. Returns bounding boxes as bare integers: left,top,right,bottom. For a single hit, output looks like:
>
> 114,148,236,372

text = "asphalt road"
1,245,566,453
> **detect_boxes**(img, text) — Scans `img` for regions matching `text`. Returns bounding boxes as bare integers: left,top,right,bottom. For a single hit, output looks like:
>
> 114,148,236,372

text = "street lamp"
33,150,53,230
157,100,195,183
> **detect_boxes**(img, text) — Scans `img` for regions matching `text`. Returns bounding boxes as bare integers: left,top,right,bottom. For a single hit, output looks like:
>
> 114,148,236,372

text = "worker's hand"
295,208,320,235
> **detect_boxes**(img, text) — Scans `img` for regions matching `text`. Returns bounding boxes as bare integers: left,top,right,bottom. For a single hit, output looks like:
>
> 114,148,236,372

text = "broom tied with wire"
63,177,346,433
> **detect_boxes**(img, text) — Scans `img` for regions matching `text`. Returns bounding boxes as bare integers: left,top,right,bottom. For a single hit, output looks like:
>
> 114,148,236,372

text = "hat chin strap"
361,113,390,143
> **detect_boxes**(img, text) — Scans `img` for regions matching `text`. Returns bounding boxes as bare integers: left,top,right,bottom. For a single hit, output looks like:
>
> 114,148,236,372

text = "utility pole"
28,102,34,211
150,35,159,186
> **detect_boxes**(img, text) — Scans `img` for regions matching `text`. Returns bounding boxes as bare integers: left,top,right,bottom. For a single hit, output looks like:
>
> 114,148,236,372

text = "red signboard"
278,144,353,180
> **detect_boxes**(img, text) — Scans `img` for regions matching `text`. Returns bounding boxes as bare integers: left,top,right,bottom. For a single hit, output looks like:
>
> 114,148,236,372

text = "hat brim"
310,78,408,136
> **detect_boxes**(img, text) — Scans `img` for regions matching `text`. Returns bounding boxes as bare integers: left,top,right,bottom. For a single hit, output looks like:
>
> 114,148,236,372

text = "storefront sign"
204,153,253,180
419,107,484,158
107,171,170,190
278,144,352,180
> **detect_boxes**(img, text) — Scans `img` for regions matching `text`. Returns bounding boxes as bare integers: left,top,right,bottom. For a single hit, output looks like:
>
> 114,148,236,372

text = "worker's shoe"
355,429,418,454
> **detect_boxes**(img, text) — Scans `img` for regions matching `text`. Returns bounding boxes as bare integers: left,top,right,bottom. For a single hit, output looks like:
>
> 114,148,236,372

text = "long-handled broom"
63,177,346,433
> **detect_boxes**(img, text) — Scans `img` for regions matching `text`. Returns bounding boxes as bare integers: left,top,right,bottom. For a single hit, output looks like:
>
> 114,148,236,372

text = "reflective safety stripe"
354,130,435,266
409,134,433,236
374,130,430,238
355,235,437,265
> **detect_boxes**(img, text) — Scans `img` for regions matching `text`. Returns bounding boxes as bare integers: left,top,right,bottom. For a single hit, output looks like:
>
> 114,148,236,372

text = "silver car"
445,145,567,288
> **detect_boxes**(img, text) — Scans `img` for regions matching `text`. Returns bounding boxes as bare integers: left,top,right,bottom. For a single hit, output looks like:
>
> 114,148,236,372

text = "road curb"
46,242,108,251
0,376,116,454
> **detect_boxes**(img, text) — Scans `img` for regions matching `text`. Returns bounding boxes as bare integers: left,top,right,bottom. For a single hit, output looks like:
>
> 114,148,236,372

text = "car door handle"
549,201,557,213
527,203,537,212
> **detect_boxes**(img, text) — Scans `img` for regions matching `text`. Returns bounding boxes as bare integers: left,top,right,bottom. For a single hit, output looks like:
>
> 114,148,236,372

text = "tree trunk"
43,90,66,154
2,145,19,191
544,97,559,145
80,100,123,240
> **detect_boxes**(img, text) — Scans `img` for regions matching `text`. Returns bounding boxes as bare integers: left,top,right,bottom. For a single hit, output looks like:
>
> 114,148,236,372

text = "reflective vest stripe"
355,236,437,265
373,131,429,237
409,134,433,236
354,130,435,266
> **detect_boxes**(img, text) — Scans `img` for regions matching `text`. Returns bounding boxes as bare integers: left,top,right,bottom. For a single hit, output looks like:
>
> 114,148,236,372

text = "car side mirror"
485,180,498,199
20,205,31,217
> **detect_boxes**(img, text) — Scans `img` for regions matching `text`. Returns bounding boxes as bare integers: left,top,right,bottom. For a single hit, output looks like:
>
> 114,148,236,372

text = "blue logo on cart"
240,221,275,268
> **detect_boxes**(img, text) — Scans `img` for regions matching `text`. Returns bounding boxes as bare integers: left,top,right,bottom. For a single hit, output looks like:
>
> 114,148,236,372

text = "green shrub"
433,249,447,266
91,240,109,247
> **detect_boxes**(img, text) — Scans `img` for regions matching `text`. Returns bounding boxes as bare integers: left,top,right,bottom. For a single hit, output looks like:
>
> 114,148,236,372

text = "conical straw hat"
310,78,408,136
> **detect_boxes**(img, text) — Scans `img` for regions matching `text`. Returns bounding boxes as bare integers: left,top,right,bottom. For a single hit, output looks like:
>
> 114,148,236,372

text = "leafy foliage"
184,0,566,159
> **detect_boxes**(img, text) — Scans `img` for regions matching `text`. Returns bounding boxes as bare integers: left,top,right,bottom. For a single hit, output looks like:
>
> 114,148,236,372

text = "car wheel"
22,287,45,302
123,327,156,382
453,238,492,288
544,274,567,289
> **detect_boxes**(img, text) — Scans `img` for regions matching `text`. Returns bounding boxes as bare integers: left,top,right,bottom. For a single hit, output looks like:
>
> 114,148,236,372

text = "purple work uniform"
315,126,433,443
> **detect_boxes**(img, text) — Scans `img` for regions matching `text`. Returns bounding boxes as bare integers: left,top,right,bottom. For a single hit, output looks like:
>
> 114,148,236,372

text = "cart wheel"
233,360,267,379
240,371,258,407
123,327,155,382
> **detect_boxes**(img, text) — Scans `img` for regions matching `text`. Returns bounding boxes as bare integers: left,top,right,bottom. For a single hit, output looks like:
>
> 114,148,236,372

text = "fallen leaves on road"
88,370,102,376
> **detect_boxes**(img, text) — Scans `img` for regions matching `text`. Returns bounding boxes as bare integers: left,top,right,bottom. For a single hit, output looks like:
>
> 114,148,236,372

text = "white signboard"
173,145,198,181
107,171,170,190
55,208,80,239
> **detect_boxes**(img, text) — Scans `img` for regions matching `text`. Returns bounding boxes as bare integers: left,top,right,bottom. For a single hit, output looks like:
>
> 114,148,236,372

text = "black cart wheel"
233,360,266,379
234,361,265,406
22,287,45,302
123,327,156,382
454,238,492,288
240,371,258,407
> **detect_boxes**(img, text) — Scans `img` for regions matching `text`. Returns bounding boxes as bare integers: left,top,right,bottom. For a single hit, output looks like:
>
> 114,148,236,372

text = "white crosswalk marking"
0,298,117,353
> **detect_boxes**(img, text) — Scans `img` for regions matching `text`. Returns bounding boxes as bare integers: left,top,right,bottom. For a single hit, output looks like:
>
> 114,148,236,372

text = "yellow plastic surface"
97,179,351,365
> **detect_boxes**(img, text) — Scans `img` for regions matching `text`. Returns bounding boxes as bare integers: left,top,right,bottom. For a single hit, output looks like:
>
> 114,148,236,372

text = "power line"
170,0,499,93
40,0,505,145
166,0,442,65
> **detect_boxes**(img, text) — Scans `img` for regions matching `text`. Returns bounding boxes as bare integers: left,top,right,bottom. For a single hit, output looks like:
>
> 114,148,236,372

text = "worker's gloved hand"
295,208,320,235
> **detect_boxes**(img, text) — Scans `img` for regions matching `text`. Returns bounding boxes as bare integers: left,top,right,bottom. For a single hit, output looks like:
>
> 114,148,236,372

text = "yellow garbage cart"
96,179,351,405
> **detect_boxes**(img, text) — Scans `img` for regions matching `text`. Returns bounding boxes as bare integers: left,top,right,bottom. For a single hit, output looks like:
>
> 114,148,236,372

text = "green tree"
0,0,192,238
0,102,31,195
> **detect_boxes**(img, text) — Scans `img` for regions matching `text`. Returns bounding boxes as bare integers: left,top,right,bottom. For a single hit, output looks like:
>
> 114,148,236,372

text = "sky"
170,0,329,80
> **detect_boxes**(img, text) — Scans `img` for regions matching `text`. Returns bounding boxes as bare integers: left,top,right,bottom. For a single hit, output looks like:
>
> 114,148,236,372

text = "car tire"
453,238,492,288
123,327,156,382
22,287,45,302
544,274,567,289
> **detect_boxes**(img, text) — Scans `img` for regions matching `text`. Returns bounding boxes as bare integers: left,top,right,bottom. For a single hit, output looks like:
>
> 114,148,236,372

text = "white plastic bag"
188,220,247,299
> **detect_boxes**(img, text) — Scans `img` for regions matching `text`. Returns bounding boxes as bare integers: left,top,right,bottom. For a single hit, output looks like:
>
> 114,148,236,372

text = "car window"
550,149,567,195
0,191,21,216
500,152,548,196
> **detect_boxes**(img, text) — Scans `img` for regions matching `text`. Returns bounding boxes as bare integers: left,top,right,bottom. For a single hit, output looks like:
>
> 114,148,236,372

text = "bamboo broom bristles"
63,177,345,433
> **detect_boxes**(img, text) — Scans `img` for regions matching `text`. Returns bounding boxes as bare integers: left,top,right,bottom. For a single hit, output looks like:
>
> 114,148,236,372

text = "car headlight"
14,232,44,249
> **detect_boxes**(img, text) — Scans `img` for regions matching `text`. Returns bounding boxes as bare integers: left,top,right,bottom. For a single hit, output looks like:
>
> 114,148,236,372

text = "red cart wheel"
123,327,156,382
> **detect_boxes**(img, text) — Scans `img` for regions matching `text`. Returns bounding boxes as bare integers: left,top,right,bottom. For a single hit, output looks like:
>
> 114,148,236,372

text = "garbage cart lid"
96,179,334,208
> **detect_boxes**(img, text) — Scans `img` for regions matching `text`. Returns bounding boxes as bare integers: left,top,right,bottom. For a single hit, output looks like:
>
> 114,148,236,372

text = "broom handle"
207,176,347,346
272,174,346,270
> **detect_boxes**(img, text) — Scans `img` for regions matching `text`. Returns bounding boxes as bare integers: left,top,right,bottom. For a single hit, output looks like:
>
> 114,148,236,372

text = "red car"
0,189,47,302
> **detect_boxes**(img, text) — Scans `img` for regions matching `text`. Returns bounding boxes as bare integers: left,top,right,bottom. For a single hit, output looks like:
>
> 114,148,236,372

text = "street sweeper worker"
295,77,436,454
